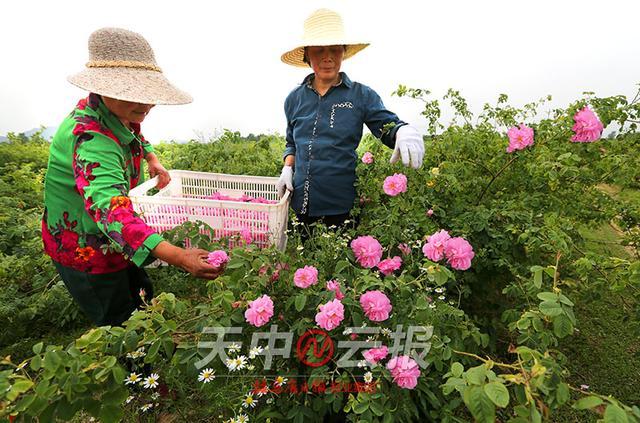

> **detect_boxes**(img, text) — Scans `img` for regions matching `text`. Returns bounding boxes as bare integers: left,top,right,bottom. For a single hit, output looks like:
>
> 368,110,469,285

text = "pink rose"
360,290,392,322
244,295,274,327
571,106,604,143
294,265,319,288
383,173,408,196
397,243,411,257
351,236,383,268
362,152,374,164
377,256,402,276
315,299,345,331
444,237,475,270
426,209,434,217
386,355,421,389
207,250,229,268
363,345,389,364
326,280,345,300
422,230,451,262
506,124,534,153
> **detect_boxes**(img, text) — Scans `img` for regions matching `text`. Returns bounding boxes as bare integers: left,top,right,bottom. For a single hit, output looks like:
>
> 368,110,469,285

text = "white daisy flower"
140,403,154,412
142,373,160,389
357,360,368,368
364,372,373,383
151,392,160,400
249,346,264,359
198,368,216,383
225,358,236,371
228,343,241,354
237,415,250,423
274,376,288,387
242,393,257,408
125,395,135,404
124,372,142,385
438,295,446,300
235,356,248,370
380,328,392,337
435,287,445,294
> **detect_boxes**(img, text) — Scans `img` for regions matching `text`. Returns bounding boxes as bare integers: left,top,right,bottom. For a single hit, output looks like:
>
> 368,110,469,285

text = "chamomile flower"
274,376,288,387
237,415,250,423
228,343,241,354
140,403,154,412
364,372,373,383
142,373,160,389
198,368,216,383
357,360,368,368
380,328,392,337
242,393,258,408
248,346,264,359
226,356,247,372
124,372,142,385
125,395,135,404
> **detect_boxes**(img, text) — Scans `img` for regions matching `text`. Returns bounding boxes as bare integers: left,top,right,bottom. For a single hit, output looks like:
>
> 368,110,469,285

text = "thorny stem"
476,155,518,205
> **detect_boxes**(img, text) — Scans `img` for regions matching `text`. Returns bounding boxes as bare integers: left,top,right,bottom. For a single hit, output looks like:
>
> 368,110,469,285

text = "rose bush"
1,88,640,422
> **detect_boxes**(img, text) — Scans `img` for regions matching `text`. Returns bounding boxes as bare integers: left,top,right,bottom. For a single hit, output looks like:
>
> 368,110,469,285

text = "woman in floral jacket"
42,27,222,326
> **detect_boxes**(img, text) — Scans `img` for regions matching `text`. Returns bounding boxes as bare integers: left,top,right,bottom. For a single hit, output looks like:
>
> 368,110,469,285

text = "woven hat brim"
281,42,369,67
67,68,192,105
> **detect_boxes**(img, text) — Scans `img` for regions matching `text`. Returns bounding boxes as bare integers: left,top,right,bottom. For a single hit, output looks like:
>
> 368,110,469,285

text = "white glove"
390,125,424,169
276,165,293,198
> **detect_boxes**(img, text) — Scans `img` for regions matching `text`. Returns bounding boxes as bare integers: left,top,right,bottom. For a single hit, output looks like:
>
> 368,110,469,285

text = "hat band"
86,60,162,72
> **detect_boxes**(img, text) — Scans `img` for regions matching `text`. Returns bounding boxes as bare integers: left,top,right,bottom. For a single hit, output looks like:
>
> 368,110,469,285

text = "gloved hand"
390,125,424,169
276,165,293,198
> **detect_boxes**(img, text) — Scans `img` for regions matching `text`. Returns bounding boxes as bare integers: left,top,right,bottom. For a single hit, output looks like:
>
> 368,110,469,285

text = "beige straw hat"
68,27,192,105
281,9,369,67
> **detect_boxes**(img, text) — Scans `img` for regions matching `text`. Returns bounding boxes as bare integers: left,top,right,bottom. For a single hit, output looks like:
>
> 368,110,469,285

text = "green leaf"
32,342,43,355
451,362,464,378
539,301,563,317
42,351,62,372
604,404,629,423
6,379,34,401
465,365,487,385
536,292,557,302
463,386,495,423
352,400,369,414
533,269,543,288
573,395,604,410
483,382,509,408
553,314,574,338
556,383,570,405
99,404,124,423
295,294,307,312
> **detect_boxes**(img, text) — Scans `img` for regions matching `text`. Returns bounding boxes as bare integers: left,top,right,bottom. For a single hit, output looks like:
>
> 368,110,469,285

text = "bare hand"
179,248,225,280
147,159,171,189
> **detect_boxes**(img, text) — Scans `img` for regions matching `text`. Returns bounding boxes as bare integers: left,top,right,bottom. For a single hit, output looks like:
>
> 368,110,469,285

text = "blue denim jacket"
284,72,406,216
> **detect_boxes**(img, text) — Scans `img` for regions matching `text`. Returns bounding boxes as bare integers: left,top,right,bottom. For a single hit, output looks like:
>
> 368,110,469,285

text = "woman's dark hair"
303,45,347,66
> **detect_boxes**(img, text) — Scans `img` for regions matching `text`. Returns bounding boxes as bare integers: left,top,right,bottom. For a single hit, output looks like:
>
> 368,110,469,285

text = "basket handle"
129,175,160,196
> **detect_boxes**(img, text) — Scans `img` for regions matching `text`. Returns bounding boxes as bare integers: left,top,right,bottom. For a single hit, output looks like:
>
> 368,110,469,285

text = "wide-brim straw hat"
281,9,369,67
68,27,192,105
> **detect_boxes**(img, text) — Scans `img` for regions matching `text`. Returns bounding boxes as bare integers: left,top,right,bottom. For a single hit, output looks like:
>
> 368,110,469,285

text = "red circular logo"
296,329,334,367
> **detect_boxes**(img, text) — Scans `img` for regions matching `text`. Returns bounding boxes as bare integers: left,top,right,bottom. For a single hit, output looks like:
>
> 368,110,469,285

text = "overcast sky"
1,0,638,142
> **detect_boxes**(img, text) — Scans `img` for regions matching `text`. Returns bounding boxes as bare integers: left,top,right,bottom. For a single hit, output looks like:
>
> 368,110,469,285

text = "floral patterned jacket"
42,93,163,274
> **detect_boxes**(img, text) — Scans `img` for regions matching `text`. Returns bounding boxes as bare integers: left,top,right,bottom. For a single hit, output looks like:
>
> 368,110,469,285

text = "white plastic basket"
129,170,290,250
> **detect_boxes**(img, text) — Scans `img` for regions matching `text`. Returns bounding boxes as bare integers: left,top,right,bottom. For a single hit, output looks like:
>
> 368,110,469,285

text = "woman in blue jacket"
277,9,424,228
